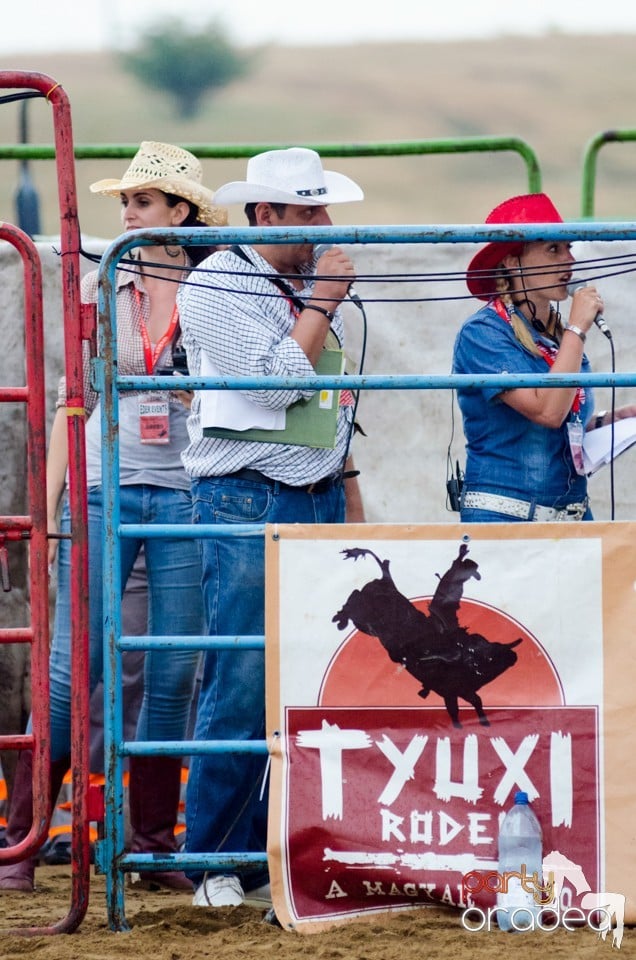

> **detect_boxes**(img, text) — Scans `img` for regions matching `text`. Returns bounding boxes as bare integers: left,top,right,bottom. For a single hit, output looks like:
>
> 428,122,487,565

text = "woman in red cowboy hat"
452,192,636,523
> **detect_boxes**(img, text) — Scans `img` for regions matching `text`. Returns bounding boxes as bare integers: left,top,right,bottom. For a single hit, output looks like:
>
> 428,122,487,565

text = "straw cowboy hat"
89,141,227,226
466,193,564,299
213,147,364,206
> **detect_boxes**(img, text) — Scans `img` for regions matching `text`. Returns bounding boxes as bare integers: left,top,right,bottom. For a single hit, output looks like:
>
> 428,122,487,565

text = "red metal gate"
0,71,90,935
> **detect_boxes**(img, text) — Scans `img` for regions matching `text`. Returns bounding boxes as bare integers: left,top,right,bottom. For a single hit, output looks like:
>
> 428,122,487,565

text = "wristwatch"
594,410,607,429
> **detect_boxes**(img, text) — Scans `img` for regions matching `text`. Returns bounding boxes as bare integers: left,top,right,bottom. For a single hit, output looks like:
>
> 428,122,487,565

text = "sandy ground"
0,866,631,959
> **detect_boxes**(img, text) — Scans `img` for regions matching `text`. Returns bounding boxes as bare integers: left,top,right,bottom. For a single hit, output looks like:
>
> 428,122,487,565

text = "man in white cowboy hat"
177,147,365,909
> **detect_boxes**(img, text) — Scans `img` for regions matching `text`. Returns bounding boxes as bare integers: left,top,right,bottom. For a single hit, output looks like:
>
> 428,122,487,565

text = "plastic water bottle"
496,791,543,932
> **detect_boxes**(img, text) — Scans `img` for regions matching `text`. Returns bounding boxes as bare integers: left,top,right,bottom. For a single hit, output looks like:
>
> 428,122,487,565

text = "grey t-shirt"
85,394,190,490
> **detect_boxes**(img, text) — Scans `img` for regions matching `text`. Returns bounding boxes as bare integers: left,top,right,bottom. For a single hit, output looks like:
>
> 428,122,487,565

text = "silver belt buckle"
564,501,586,521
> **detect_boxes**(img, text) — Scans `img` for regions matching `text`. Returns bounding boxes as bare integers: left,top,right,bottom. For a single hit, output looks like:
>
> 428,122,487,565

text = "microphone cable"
340,287,368,480
568,276,617,520
607,335,617,521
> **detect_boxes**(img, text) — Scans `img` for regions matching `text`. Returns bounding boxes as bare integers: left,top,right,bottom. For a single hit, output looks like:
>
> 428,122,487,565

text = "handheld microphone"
313,242,334,260
567,279,612,339
314,243,361,305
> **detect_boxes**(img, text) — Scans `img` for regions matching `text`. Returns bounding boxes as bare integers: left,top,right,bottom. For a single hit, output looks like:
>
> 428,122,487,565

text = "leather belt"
463,491,588,522
227,467,338,495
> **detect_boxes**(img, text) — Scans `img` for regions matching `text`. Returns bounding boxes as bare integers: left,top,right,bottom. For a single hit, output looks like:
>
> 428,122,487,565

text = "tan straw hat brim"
89,175,227,226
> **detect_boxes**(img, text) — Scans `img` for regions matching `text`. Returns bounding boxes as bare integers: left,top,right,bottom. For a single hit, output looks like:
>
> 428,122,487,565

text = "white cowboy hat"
213,147,364,206
89,141,228,226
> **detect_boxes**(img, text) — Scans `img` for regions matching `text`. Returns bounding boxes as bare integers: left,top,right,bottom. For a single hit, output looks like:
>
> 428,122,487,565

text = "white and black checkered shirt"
177,245,353,484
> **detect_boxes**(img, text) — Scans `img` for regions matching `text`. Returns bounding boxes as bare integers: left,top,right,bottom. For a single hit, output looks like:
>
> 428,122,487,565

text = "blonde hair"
495,271,564,356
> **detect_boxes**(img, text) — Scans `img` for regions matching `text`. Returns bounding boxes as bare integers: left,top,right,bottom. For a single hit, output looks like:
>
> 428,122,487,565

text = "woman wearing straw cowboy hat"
0,142,227,894
452,192,636,523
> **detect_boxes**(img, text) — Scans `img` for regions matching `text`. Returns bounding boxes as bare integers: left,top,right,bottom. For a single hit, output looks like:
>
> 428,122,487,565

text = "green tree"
120,18,253,119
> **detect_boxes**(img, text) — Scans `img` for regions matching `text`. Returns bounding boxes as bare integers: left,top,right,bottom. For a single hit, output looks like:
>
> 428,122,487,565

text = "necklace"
165,244,186,261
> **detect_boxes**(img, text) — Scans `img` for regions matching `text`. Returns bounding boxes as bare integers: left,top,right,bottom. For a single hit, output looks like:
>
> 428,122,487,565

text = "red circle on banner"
319,597,564,707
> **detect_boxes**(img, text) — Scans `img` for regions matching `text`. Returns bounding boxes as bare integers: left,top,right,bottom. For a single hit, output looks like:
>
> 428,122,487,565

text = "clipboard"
203,349,344,449
582,416,636,475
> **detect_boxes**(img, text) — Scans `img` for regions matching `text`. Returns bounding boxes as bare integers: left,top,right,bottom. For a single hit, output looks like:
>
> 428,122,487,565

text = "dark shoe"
40,835,72,866
128,756,191,893
263,907,282,928
0,751,37,892
0,869,35,893
0,751,69,893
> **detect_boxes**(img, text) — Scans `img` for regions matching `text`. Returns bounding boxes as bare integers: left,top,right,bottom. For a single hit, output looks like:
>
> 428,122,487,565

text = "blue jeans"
48,484,202,762
185,473,345,889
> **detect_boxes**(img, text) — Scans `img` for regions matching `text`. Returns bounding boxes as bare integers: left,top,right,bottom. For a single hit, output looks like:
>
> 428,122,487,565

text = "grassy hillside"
2,33,636,237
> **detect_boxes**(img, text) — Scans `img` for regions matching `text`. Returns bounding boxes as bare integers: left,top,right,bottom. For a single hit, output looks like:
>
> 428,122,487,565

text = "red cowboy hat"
466,193,564,300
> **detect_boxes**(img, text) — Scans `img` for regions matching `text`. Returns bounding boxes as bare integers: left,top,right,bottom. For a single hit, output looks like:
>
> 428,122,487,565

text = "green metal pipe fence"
0,135,543,194
581,128,636,218
8,129,636,219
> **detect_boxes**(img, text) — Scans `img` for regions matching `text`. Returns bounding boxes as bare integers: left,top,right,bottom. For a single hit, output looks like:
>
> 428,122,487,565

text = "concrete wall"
2,237,636,625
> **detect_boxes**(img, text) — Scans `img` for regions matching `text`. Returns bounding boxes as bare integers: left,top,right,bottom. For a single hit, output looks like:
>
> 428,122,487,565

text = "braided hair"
495,268,564,355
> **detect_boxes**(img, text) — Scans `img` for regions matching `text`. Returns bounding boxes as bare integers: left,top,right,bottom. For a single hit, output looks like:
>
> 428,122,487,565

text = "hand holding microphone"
314,243,361,305
567,279,612,339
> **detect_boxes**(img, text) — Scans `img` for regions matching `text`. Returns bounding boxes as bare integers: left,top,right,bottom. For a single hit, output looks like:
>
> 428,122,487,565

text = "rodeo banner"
265,522,636,933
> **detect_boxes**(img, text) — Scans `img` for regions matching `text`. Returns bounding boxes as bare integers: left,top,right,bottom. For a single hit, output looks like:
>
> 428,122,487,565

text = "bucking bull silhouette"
332,544,522,727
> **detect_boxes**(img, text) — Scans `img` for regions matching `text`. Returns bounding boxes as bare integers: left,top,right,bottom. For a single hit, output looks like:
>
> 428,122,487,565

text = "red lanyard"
283,295,301,320
134,288,179,374
491,298,583,414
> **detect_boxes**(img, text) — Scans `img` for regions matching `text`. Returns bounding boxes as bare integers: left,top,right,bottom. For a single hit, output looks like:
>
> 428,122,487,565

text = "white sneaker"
192,874,244,907
242,882,272,909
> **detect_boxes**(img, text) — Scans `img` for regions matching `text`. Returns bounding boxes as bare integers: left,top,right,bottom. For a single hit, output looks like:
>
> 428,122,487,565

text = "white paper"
582,416,636,475
199,352,286,432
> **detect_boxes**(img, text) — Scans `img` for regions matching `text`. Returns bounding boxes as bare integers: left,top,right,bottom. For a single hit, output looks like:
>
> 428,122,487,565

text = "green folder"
203,349,343,449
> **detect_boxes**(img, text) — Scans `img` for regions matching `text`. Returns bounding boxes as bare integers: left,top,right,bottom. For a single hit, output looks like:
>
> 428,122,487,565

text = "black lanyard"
230,244,342,347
